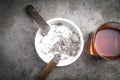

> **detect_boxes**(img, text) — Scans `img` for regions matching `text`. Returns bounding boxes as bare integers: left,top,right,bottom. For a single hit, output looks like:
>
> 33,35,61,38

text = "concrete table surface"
0,0,120,80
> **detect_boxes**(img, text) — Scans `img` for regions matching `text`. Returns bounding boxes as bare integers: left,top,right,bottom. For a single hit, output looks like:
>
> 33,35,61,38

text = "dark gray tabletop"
0,0,120,80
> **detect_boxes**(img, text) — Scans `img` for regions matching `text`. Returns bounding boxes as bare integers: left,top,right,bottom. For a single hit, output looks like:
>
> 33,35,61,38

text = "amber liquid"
90,25,120,60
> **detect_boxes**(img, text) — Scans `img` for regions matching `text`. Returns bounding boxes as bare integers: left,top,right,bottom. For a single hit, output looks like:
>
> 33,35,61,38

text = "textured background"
0,0,120,80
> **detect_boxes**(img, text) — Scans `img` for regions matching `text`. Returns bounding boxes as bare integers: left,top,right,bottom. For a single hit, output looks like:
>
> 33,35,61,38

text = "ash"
50,36,80,56
49,23,80,56
39,23,80,59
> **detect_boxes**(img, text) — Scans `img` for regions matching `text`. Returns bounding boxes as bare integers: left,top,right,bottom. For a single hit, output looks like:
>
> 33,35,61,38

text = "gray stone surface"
0,0,120,80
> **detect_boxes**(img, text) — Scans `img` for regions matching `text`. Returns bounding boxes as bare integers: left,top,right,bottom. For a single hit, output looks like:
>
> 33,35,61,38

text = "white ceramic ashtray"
35,18,84,66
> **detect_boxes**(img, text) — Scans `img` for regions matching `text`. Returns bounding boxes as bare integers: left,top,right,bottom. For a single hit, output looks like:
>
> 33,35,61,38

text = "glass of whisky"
90,22,120,60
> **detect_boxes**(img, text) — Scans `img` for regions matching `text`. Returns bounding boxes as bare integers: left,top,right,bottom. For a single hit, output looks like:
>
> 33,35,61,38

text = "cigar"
25,5,50,36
